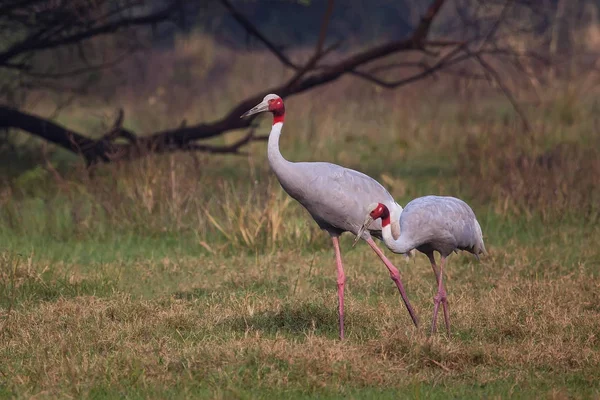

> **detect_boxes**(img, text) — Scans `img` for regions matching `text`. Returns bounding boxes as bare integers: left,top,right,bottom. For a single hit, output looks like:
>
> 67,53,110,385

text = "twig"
100,109,138,144
285,0,336,89
412,0,447,43
19,51,131,79
0,2,180,66
428,358,451,372
315,0,335,56
352,43,466,89
219,0,298,70
473,0,514,53
474,53,532,132
366,61,432,74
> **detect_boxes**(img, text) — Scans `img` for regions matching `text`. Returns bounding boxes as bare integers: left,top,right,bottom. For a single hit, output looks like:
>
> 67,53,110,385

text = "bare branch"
474,54,532,132
0,3,179,66
473,0,514,52
366,61,432,75
315,0,336,56
352,43,466,89
219,0,297,70
17,51,131,79
412,0,447,42
285,0,336,90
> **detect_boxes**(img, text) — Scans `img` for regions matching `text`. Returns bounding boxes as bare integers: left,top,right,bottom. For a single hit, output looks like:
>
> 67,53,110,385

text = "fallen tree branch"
0,0,540,164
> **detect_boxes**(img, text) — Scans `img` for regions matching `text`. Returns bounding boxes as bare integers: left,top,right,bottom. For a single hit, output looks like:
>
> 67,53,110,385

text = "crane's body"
357,195,486,335
241,94,419,339
268,122,403,239
381,195,485,257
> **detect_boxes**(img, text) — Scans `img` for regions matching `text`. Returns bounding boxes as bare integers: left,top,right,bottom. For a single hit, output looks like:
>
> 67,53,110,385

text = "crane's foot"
430,289,450,335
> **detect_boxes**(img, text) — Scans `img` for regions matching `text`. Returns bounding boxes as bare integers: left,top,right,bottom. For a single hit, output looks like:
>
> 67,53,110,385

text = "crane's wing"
402,196,485,256
297,162,397,236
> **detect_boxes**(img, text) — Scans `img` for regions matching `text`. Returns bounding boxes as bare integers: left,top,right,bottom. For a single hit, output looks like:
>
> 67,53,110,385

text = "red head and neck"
370,203,391,227
268,96,285,124
240,93,285,125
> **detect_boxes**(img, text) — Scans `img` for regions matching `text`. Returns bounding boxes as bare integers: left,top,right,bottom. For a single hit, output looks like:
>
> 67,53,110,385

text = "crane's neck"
380,215,415,255
268,121,287,165
267,119,297,191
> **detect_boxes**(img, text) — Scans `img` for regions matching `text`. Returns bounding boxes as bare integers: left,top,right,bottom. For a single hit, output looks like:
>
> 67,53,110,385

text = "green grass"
1,81,600,398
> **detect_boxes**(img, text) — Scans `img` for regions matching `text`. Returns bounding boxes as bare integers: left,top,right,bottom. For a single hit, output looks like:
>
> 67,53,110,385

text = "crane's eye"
268,99,275,104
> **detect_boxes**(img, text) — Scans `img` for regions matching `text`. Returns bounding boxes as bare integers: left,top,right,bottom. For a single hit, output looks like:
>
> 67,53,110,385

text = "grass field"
1,72,600,398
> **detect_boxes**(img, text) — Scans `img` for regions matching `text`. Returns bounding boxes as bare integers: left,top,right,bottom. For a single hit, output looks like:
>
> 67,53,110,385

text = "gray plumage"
383,195,486,258
268,124,403,239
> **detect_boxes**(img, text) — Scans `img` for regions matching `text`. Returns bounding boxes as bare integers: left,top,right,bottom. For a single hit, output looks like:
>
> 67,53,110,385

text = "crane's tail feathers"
475,243,487,260
473,218,487,259
403,249,415,262
478,240,487,256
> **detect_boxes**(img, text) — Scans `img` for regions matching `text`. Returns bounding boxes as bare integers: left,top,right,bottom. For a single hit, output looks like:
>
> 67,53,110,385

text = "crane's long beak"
240,101,269,118
353,214,374,247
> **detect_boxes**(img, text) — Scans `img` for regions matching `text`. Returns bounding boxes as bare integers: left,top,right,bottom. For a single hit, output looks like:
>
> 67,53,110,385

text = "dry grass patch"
0,251,599,397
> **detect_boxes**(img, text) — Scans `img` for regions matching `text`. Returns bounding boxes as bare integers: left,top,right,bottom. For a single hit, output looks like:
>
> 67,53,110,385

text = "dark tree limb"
0,106,99,160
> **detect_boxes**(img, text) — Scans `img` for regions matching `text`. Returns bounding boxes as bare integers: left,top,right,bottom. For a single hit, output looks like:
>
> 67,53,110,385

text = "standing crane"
241,93,419,339
354,196,486,334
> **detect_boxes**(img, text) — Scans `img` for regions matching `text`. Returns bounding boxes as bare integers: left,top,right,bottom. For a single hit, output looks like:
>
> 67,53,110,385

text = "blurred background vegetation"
0,0,598,254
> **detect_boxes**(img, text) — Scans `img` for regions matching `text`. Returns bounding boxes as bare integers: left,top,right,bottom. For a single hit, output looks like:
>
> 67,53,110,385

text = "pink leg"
366,238,419,328
427,253,450,334
332,236,346,340
427,253,440,285
431,256,450,335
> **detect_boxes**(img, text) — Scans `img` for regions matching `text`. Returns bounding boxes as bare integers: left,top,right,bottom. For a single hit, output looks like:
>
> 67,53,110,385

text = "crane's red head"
240,94,285,124
368,202,390,227
353,202,391,247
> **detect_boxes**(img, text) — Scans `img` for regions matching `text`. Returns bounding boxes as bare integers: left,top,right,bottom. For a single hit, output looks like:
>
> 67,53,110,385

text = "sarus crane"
241,93,418,339
354,196,486,334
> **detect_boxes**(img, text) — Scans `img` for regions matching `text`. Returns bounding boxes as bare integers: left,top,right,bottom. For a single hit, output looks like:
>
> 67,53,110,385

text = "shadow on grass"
171,278,291,301
0,277,115,308
172,287,215,301
226,302,340,337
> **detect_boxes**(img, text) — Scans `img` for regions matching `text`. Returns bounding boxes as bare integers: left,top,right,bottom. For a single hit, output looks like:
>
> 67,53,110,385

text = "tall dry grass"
458,105,600,221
